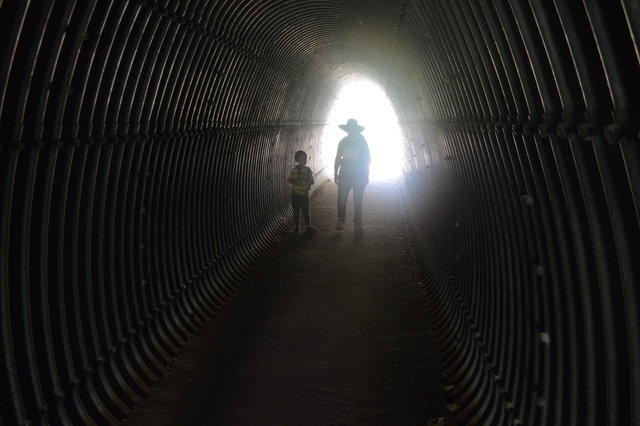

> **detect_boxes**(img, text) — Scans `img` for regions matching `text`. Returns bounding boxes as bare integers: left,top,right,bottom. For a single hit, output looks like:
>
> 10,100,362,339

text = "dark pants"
291,192,310,227
337,174,367,222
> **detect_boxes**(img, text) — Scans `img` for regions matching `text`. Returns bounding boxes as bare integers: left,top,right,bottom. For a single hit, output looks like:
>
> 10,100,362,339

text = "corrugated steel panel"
1,1,638,424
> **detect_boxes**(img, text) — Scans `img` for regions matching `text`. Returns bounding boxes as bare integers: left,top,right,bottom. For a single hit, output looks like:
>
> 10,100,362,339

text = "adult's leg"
337,178,353,220
352,177,367,223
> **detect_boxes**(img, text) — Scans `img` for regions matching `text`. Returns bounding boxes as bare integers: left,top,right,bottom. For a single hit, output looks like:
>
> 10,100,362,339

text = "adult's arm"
363,139,371,167
334,140,344,182
362,137,371,180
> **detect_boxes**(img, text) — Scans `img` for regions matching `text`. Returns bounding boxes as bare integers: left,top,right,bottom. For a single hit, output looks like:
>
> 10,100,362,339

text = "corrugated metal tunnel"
1,1,639,424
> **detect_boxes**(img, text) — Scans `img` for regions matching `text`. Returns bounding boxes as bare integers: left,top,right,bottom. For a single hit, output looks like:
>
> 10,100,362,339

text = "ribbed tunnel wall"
1,1,639,425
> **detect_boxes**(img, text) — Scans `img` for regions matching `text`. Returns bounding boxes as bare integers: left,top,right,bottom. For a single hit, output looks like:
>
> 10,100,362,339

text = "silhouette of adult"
334,118,371,233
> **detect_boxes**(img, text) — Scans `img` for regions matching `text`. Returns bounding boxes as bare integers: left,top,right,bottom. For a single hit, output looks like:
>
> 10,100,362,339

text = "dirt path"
126,180,448,425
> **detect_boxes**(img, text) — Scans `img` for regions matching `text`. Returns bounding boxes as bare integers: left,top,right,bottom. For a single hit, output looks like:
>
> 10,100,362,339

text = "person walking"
334,118,371,234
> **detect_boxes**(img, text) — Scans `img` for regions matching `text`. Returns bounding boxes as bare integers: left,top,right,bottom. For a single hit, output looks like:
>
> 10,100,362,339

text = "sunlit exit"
321,80,405,181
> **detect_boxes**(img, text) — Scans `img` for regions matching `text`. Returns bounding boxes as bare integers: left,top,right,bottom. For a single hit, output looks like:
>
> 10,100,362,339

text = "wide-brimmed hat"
339,118,364,133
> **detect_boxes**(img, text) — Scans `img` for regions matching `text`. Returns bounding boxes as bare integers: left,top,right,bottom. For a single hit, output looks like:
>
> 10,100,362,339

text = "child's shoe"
335,219,345,230
305,226,317,234
293,226,300,234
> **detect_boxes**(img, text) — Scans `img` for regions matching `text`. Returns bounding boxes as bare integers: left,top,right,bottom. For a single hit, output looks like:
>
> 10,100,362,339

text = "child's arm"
287,168,297,184
308,168,314,186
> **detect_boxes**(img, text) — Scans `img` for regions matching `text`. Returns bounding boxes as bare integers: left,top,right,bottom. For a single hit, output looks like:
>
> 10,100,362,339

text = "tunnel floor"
125,180,449,425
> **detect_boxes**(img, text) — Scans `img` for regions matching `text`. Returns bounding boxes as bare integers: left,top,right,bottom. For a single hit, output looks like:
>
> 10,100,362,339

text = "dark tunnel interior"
1,1,639,424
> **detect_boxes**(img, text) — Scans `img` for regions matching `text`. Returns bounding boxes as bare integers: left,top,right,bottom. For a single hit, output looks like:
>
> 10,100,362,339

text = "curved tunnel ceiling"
1,1,639,425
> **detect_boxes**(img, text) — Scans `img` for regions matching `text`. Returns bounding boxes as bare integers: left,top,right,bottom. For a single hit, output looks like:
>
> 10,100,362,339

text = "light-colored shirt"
335,133,371,177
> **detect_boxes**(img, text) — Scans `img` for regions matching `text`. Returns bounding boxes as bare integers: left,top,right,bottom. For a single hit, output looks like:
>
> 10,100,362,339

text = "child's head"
294,150,308,165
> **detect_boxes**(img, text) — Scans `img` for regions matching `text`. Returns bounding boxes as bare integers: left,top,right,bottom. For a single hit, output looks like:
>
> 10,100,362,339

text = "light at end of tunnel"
321,79,405,181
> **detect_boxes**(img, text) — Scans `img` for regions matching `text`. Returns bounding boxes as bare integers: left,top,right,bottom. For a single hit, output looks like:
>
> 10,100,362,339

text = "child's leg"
301,195,311,226
291,193,301,227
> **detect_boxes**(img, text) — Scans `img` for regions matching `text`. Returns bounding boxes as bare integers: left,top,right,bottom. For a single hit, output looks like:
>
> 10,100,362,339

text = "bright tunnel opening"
321,80,405,181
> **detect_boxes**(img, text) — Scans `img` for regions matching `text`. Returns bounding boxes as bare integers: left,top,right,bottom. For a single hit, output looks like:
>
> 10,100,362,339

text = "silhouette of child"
287,150,316,234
